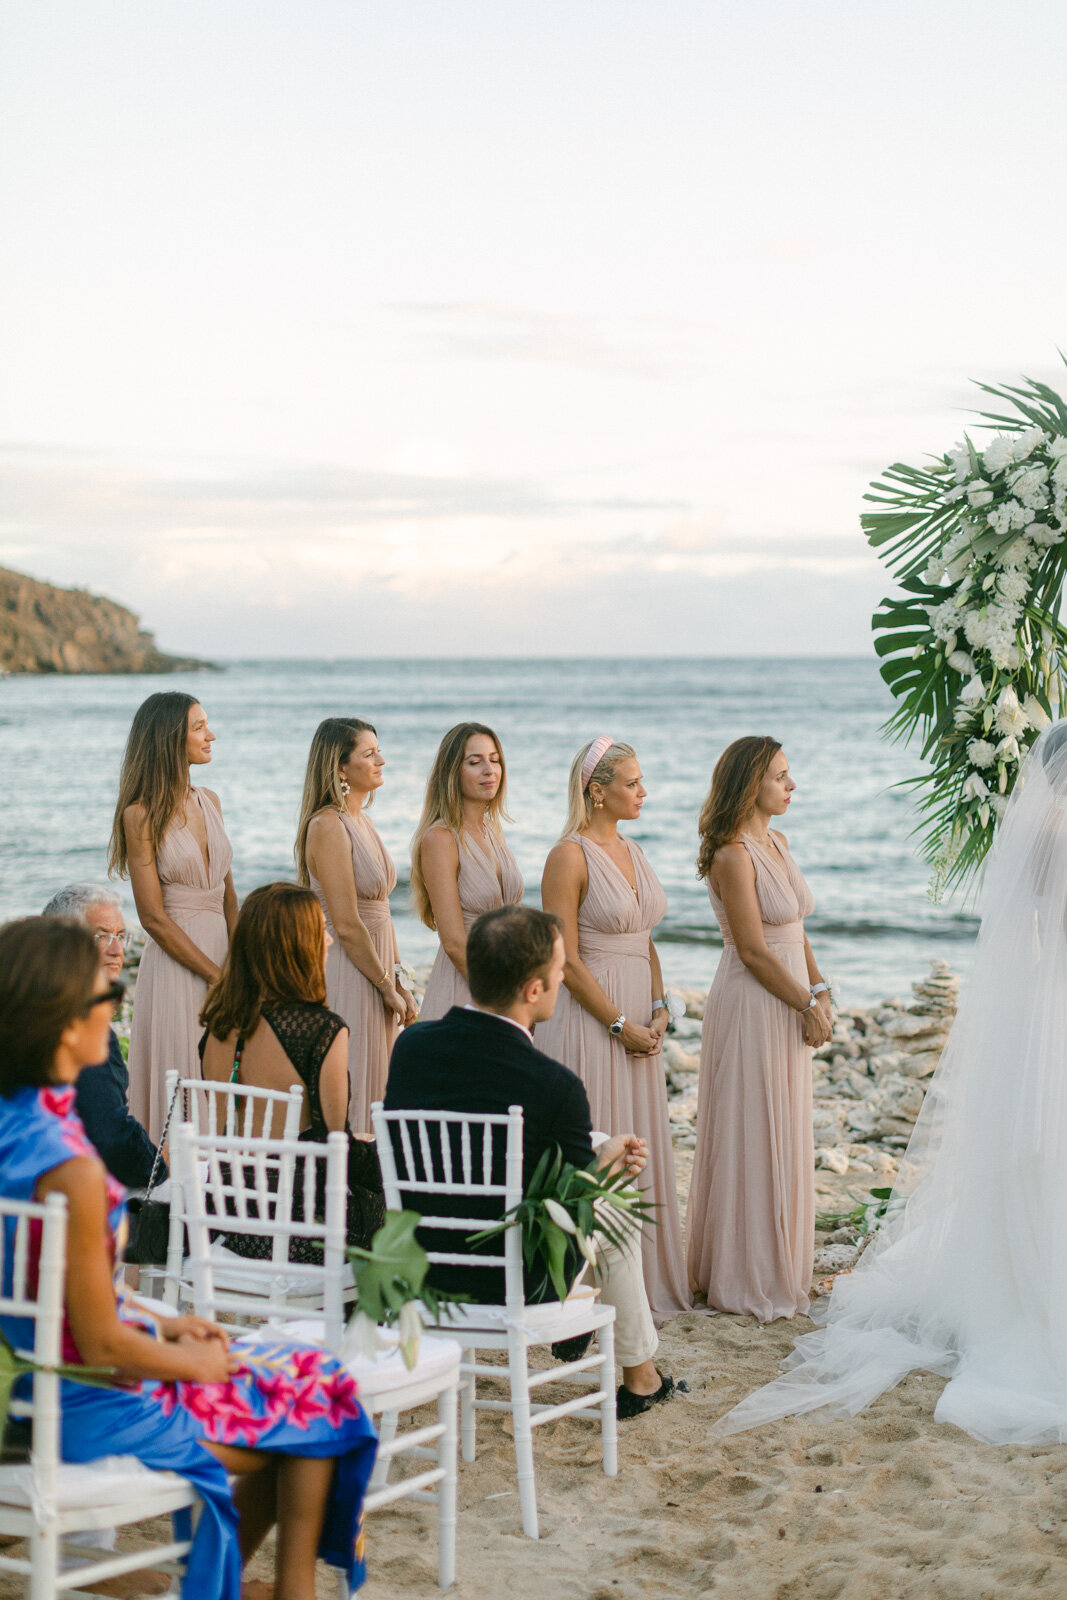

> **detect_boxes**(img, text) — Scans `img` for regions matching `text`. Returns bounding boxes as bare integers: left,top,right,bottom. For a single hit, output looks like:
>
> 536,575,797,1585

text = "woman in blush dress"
109,692,238,1143
686,737,832,1322
411,722,524,1022
538,736,691,1323
296,718,417,1136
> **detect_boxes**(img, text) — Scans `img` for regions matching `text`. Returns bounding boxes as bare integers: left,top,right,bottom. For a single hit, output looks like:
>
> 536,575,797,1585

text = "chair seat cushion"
426,1283,614,1339
0,1458,190,1512
239,1319,461,1399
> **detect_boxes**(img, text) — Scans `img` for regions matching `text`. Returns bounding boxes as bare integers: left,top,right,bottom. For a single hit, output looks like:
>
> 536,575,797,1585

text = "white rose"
1023,695,1051,730
982,437,1014,474
967,739,996,768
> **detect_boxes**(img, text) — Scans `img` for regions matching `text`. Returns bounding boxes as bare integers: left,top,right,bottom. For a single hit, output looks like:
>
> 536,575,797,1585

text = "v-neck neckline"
464,825,505,893
187,788,212,884
743,831,791,885
583,834,640,897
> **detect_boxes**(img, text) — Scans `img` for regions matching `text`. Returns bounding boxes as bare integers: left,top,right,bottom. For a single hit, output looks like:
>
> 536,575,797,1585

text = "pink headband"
581,735,615,791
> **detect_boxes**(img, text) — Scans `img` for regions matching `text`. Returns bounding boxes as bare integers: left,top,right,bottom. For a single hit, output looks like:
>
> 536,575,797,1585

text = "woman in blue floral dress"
0,915,377,1600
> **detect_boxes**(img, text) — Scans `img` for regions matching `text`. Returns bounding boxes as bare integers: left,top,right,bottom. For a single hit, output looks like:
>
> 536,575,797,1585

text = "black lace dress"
198,1001,386,1262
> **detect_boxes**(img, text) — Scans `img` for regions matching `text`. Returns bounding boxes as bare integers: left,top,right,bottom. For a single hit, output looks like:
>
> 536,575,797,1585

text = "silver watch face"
609,1017,625,1036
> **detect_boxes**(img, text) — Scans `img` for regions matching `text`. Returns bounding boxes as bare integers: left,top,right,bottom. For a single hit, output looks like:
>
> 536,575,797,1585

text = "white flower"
991,794,1010,819
966,739,996,768
997,569,1029,604
923,556,947,585
1023,695,1051,731
998,538,1036,569
962,772,990,802
1012,426,1047,461
1048,437,1067,459
982,436,1014,474
949,444,972,481
993,685,1029,737
944,552,973,583
1028,520,1064,546
987,504,1013,536
397,1300,423,1371
929,598,964,643
963,611,990,650
967,482,994,508
1052,456,1067,489
943,527,972,561
544,1198,577,1235
340,1311,389,1364
947,650,975,674
959,674,988,705
953,703,976,729
577,1231,598,1268
995,734,1021,763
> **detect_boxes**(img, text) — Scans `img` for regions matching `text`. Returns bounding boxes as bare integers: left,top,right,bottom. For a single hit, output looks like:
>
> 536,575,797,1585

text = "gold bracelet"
374,971,390,988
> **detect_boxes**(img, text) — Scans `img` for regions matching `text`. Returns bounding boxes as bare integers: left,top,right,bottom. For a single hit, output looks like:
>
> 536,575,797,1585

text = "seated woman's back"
200,999,350,1139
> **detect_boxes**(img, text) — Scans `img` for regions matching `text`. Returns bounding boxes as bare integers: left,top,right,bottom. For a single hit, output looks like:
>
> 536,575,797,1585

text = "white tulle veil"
715,719,1067,1446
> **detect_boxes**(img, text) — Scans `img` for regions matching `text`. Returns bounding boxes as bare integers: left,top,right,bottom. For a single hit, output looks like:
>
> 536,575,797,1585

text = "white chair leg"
460,1348,477,1463
336,1568,350,1599
30,1525,59,1600
437,1379,458,1589
598,1320,618,1477
507,1331,539,1539
369,1409,398,1489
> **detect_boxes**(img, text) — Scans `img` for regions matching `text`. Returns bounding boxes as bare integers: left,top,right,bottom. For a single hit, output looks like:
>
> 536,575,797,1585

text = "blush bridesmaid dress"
128,789,233,1143
686,832,816,1321
310,811,399,1136
536,835,691,1324
418,825,525,1021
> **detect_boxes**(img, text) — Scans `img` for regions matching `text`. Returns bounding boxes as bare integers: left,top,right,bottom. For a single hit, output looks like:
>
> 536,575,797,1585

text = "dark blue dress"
0,1084,378,1599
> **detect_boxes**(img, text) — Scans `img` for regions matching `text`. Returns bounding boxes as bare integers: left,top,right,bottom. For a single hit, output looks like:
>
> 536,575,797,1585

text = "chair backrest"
171,1123,348,1348
0,1193,68,1501
371,1101,526,1312
164,1069,305,1141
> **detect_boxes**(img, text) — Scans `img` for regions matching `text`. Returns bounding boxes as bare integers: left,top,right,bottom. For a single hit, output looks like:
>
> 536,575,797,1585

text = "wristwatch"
609,1014,626,1037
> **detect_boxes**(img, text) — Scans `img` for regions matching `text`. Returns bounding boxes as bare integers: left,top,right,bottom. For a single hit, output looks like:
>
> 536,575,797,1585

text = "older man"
42,884,164,1189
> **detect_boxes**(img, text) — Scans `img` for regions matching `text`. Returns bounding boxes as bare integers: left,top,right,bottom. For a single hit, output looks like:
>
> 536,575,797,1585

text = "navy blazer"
75,1029,165,1189
384,1006,593,1301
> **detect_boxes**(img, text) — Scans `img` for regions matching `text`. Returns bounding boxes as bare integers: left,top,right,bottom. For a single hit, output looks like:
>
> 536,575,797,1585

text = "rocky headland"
0,565,211,675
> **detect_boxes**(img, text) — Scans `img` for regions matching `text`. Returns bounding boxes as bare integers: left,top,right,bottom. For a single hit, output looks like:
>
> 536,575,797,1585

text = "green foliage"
864,370,1067,896
0,1327,119,1442
817,1186,895,1237
469,1143,658,1303
346,1209,464,1328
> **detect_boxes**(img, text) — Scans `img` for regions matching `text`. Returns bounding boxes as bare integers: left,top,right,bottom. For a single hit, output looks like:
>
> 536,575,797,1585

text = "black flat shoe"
551,1331,596,1363
616,1374,678,1420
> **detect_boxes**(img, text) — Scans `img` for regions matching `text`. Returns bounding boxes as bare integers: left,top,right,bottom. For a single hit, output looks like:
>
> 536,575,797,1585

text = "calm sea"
0,658,978,1008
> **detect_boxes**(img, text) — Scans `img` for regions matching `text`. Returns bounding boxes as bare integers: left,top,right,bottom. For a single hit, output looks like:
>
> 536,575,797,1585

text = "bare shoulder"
545,837,587,875
198,787,223,814
714,841,756,880
37,1153,107,1203
307,808,343,840
420,825,459,864
772,828,789,848
122,800,148,830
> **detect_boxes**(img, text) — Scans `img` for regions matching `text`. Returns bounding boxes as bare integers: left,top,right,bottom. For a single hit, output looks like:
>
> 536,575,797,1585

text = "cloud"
385,302,703,381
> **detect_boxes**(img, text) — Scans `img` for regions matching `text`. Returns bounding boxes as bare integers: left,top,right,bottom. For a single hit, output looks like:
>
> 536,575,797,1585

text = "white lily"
544,1198,578,1235
397,1300,423,1371
1023,696,1051,731
961,772,990,803
577,1231,599,1268
947,650,975,675
959,675,988,706
340,1311,389,1364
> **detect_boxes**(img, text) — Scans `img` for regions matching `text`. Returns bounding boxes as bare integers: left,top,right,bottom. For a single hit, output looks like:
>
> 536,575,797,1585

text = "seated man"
42,884,165,1189
385,903,675,1417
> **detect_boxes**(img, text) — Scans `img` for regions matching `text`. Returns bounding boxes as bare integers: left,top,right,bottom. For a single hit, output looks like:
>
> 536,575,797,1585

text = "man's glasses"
92,929,132,953
81,980,127,1014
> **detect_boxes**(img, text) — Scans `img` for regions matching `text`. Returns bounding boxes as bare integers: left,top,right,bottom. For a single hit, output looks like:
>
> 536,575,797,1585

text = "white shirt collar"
463,1003,533,1044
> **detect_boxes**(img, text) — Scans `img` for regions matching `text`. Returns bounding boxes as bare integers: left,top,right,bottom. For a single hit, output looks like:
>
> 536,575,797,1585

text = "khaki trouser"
575,1131,658,1369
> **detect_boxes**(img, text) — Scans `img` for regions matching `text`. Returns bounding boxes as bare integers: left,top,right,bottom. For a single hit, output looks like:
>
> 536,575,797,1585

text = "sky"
3,0,1067,657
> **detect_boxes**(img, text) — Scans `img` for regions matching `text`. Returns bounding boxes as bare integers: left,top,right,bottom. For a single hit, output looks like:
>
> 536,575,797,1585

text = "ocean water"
0,658,979,1008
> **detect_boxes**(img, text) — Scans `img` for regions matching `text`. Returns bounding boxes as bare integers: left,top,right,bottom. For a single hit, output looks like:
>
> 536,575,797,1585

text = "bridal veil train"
714,719,1067,1446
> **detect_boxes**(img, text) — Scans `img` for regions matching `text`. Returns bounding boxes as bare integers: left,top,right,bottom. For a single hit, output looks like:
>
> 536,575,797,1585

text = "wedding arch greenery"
864,371,1067,896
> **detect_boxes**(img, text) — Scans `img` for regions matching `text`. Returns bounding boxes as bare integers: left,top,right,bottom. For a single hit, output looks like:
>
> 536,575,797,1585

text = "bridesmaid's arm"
647,938,667,1052
803,933,832,1030
124,804,224,982
420,828,469,978
541,841,656,1056
306,814,407,1023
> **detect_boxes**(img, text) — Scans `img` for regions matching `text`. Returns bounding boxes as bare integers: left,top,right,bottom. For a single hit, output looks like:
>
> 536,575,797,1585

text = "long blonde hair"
294,717,376,886
560,739,637,839
107,691,200,878
410,722,511,929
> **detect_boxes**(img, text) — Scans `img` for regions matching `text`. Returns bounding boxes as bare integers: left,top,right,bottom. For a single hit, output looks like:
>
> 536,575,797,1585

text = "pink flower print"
153,1382,180,1417
289,1378,329,1430
40,1087,76,1120
177,1383,223,1426
290,1347,323,1382
321,1369,361,1427
257,1371,297,1421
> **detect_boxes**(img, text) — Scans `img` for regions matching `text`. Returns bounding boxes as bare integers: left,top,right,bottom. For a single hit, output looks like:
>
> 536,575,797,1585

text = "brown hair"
466,905,562,1011
108,691,200,877
696,736,783,880
410,722,511,929
0,917,100,1094
295,717,377,886
201,883,327,1041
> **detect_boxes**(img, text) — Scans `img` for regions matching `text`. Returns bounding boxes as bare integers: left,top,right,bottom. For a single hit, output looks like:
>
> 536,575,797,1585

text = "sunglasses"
81,980,127,1014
